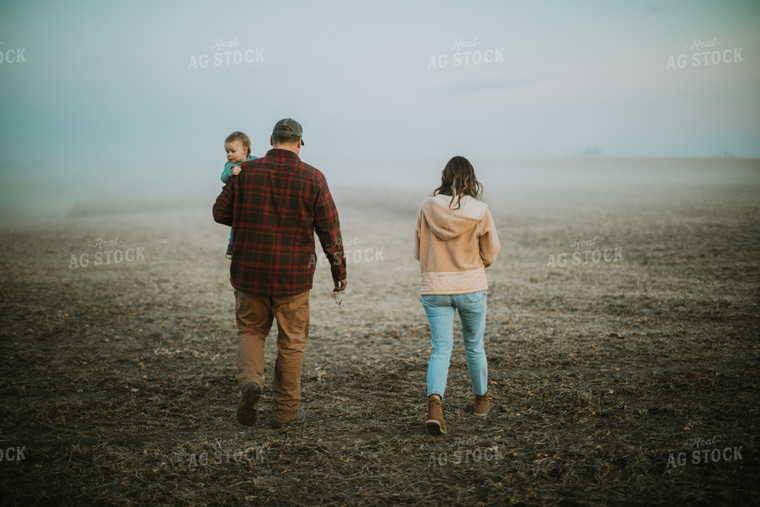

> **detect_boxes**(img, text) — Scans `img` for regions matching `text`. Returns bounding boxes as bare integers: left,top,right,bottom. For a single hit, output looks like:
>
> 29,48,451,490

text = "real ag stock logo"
188,37,264,70
185,436,267,469
0,42,27,65
68,236,147,269
308,236,385,268
427,37,504,70
0,444,27,463
666,37,744,70
666,435,744,468
546,236,623,269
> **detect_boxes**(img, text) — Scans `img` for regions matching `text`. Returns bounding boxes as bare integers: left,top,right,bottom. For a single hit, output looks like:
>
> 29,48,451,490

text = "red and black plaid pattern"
213,149,346,296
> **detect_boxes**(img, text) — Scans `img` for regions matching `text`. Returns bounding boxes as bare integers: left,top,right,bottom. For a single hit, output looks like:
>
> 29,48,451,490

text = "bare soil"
1,168,759,505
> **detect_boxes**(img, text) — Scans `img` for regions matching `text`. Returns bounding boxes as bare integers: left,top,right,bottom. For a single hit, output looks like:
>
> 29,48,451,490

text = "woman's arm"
479,209,501,267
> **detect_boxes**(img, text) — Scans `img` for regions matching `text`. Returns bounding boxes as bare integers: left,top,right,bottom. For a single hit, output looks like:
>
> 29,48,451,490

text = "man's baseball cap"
272,118,304,145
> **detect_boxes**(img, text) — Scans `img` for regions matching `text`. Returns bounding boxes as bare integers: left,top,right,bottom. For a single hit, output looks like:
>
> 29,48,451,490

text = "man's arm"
213,179,234,226
313,177,347,290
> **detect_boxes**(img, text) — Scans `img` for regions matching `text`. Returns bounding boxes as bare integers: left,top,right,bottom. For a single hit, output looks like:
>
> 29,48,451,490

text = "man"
213,118,347,427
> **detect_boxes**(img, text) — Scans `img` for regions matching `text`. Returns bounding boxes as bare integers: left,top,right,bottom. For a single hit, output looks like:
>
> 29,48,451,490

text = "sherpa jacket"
414,194,500,295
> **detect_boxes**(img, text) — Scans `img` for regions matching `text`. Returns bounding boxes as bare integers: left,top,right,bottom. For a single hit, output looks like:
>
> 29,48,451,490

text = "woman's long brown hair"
432,156,483,209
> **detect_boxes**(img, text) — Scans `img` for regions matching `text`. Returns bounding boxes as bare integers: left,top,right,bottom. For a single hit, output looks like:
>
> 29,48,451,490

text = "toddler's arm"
221,155,256,183
221,161,237,183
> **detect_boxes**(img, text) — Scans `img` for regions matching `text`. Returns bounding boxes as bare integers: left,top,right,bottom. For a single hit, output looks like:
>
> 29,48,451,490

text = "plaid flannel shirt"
213,149,346,296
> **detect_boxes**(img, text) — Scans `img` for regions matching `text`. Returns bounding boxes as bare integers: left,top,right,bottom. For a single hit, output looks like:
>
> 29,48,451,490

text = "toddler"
221,131,256,259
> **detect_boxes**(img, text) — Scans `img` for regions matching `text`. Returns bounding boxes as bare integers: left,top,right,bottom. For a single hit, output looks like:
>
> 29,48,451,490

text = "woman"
414,156,501,436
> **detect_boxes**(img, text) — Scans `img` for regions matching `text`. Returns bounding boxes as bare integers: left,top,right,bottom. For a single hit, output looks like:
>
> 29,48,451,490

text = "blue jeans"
421,290,488,397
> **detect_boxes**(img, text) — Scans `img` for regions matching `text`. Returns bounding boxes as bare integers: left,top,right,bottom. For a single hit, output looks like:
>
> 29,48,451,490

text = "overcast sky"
1,0,758,216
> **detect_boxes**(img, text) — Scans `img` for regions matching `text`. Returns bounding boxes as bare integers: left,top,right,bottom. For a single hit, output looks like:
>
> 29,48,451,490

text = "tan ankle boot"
474,392,490,417
426,395,446,436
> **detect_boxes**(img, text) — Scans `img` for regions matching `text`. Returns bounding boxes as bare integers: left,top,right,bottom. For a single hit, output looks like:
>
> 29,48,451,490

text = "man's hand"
232,165,242,176
334,279,347,292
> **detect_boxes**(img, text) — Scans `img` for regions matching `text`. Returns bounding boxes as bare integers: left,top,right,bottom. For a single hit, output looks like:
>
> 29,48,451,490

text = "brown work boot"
474,392,490,417
236,382,261,426
274,406,306,429
426,395,446,436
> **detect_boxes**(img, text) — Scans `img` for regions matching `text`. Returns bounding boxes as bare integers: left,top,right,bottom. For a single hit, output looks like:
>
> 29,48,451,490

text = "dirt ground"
1,160,759,505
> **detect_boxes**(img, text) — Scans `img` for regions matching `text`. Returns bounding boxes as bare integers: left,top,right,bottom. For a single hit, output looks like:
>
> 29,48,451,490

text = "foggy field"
1,159,759,505
3,0,759,502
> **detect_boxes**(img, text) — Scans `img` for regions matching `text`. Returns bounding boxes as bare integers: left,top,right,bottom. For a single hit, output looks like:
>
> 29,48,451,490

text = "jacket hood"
422,195,489,241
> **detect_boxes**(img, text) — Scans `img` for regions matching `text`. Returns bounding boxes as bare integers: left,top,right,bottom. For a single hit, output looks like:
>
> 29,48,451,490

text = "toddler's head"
225,131,252,164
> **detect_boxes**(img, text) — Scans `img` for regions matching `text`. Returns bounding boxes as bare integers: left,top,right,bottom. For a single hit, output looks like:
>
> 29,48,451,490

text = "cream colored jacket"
414,194,500,295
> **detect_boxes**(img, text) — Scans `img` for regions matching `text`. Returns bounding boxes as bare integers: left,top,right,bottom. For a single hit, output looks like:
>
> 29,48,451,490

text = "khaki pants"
234,289,310,423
